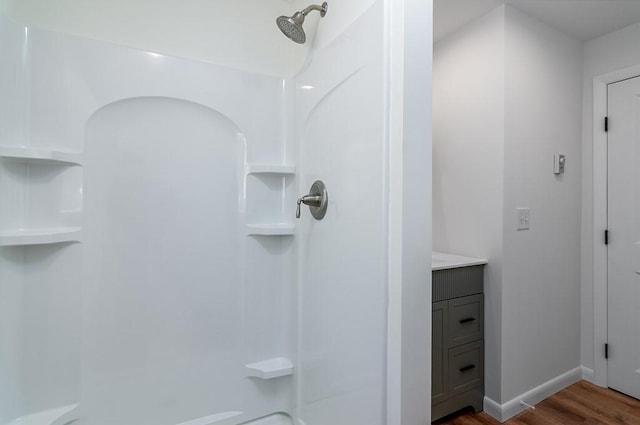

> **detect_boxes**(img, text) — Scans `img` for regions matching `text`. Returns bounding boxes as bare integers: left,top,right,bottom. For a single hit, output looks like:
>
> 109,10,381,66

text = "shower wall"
0,0,422,423
294,3,387,424
0,16,296,425
1,0,310,77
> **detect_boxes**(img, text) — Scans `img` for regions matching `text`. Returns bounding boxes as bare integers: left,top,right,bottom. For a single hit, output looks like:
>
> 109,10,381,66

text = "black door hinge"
605,230,609,245
605,343,609,359
605,117,609,132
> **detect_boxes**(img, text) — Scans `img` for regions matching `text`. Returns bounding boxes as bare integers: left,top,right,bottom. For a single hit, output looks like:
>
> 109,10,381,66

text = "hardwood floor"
434,381,640,425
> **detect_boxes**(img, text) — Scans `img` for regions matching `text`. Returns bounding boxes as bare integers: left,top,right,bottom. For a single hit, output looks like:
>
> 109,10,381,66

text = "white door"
608,76,640,398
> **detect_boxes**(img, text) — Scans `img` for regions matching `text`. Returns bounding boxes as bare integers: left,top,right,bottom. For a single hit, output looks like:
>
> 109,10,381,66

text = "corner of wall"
399,0,433,422
435,2,585,407
433,3,506,404
484,367,582,422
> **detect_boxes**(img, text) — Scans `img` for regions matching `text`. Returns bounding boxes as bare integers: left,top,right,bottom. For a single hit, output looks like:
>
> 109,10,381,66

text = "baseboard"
482,396,502,422
483,366,583,422
581,366,595,383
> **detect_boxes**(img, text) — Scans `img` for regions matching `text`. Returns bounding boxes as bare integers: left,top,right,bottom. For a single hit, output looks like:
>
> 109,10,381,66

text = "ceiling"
434,0,640,43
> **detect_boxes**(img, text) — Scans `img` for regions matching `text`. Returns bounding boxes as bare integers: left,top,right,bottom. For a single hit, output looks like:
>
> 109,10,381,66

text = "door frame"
592,65,640,386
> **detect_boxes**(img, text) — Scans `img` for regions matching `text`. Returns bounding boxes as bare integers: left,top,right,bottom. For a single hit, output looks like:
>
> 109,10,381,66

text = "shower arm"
301,3,328,17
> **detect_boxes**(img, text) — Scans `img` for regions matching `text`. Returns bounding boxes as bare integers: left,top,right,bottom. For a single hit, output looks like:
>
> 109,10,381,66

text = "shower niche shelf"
0,145,83,247
5,403,79,425
245,163,295,175
245,224,295,236
245,357,293,379
0,146,82,166
0,227,82,246
244,164,296,236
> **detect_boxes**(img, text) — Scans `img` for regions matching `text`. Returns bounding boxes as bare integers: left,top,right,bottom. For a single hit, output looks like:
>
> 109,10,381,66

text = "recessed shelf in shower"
245,163,296,175
0,145,83,247
245,164,296,229
0,227,82,246
245,223,295,236
245,357,293,379
2,403,79,425
0,146,83,166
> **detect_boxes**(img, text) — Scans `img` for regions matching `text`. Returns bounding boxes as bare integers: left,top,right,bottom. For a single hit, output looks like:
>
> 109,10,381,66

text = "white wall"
433,6,505,402
0,0,380,78
0,248,24,423
1,0,307,76
0,17,295,423
0,15,30,423
434,4,583,413
293,0,433,423
294,3,388,424
398,0,433,423
502,5,582,402
0,1,435,424
581,21,640,379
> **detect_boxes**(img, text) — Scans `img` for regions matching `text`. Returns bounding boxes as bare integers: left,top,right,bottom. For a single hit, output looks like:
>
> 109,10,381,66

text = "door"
607,76,640,398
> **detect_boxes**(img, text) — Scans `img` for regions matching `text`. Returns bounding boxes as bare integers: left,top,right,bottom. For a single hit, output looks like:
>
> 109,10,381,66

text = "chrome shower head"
276,2,328,44
276,12,307,44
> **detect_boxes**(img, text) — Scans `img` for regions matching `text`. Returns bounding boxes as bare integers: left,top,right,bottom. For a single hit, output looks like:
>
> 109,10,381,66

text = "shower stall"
0,1,432,424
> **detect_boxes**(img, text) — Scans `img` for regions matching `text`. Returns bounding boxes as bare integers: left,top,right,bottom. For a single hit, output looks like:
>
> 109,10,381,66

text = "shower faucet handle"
297,195,322,218
296,181,328,220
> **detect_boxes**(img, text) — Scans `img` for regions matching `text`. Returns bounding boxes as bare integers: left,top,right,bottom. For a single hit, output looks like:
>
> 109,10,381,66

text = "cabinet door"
432,301,448,404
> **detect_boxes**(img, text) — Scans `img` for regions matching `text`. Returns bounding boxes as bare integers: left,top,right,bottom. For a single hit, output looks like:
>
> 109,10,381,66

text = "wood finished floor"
434,381,640,425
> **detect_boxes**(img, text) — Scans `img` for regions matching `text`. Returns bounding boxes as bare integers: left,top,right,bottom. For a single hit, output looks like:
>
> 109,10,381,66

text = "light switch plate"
517,208,530,230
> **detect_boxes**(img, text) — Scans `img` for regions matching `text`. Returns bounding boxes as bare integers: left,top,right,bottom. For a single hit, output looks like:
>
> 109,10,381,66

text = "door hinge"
605,343,609,359
605,229,609,245
605,116,609,132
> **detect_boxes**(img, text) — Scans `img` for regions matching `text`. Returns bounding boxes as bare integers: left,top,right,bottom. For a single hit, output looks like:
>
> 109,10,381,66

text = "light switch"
517,208,530,230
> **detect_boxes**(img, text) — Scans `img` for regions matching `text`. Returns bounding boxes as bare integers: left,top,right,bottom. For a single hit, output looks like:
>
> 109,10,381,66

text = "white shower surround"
0,0,435,423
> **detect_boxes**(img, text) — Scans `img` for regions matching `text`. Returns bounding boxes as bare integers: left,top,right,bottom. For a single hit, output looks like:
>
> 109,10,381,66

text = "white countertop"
432,251,487,271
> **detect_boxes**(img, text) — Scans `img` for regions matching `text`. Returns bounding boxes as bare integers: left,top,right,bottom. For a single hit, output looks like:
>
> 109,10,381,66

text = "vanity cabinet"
432,264,485,422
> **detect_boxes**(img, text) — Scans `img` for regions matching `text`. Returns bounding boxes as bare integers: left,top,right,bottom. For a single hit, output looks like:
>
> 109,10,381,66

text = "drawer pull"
459,317,476,324
459,364,476,373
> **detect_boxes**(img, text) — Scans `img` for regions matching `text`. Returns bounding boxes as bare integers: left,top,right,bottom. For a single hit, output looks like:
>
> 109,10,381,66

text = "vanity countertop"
432,251,487,271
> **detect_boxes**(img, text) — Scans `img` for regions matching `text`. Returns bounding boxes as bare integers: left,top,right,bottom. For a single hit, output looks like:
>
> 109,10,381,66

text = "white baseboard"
581,366,594,383
482,396,502,421
483,366,583,422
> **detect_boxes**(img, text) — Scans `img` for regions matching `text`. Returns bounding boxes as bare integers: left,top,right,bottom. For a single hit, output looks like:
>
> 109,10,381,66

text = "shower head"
276,13,307,44
276,2,328,44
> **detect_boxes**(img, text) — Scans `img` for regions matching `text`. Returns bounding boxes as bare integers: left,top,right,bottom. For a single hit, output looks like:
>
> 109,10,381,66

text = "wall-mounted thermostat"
554,154,565,174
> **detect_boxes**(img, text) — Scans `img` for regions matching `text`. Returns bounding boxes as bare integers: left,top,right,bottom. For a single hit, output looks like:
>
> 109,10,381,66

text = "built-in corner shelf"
0,227,82,247
245,224,295,236
0,146,82,166
245,164,296,175
244,164,295,237
175,411,243,425
5,403,79,425
245,357,293,379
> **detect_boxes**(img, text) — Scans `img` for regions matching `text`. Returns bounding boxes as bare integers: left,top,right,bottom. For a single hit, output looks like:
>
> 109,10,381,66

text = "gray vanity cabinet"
432,300,447,405
432,265,484,422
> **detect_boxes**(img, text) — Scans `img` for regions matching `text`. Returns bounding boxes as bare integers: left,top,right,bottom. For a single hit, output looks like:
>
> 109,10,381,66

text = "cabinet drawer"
433,266,484,302
448,340,483,397
447,294,483,347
